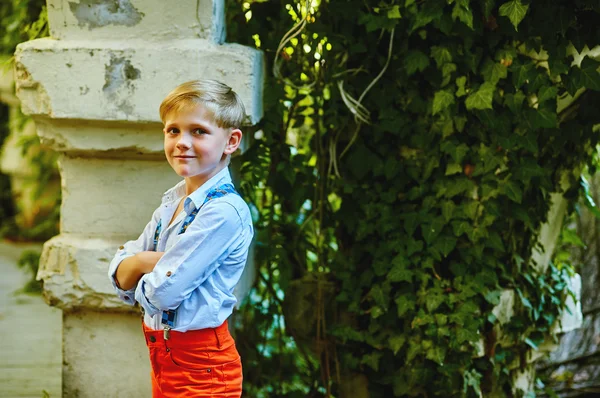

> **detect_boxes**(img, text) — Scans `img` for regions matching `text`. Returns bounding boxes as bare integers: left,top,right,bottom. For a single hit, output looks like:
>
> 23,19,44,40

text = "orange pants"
143,320,242,397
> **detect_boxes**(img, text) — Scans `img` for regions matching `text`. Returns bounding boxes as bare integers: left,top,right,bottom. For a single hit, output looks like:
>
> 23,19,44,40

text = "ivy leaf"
514,158,544,182
456,76,467,97
404,50,430,76
525,108,558,129
431,46,453,68
432,90,455,115
369,285,388,309
444,178,475,198
503,180,523,203
404,212,419,236
445,163,463,176
387,5,401,19
499,0,529,30
482,59,508,84
484,290,502,305
537,86,558,105
452,2,473,29
388,259,414,283
389,335,406,355
422,219,445,244
441,200,456,221
456,328,480,344
406,340,422,362
452,220,470,237
426,346,446,365
512,62,535,89
570,57,600,91
464,369,483,396
441,141,469,163
487,231,506,251
454,116,467,132
504,91,526,113
519,131,538,154
395,295,416,317
432,235,457,257
465,82,495,111
411,5,443,32
406,239,424,256
441,63,457,87
361,351,383,371
463,201,479,220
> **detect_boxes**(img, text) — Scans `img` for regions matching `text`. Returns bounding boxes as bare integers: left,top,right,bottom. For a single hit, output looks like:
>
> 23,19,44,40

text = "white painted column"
14,1,262,395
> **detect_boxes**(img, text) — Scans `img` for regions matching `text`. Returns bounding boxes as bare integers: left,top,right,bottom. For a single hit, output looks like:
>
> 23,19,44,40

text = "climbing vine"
0,0,56,243
230,0,600,396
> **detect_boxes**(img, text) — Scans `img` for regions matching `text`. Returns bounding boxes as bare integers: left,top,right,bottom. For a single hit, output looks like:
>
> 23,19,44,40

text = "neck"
184,164,227,196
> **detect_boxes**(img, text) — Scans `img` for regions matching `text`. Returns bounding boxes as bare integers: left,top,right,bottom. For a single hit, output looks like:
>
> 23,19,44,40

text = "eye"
192,128,208,135
166,127,180,135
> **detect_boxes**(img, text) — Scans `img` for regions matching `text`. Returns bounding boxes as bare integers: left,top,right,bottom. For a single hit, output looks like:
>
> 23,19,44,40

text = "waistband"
143,320,233,349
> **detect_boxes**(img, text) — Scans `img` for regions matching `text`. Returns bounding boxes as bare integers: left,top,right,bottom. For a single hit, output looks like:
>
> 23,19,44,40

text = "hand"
136,251,165,274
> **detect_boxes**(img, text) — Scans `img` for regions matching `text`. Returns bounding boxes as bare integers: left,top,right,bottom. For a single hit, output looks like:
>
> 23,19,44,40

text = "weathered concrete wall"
538,173,600,396
14,0,263,395
63,311,150,397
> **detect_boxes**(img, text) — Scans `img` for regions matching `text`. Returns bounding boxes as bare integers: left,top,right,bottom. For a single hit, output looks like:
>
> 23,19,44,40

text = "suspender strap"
152,183,239,250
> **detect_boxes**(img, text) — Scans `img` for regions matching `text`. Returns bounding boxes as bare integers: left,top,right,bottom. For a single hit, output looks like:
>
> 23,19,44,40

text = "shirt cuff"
108,253,137,305
135,279,160,317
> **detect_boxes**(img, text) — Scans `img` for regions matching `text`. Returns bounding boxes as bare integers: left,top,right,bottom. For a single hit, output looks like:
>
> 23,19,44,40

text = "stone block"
555,273,583,334
48,0,226,43
63,311,151,397
33,117,165,156
14,38,263,124
38,235,133,311
58,156,179,237
530,191,569,273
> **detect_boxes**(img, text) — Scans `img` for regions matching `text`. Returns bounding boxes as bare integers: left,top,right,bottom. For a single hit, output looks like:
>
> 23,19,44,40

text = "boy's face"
163,104,241,187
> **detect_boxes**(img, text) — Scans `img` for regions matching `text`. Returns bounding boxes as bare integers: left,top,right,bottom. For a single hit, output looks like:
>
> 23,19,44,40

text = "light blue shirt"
107,167,253,332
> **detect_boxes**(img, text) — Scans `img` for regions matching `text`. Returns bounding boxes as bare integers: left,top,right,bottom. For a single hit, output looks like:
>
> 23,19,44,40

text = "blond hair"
159,80,246,128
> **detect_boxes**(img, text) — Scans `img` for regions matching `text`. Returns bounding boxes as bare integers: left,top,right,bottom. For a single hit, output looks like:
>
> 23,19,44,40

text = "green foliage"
0,0,48,56
16,249,42,293
228,0,600,396
0,1,56,242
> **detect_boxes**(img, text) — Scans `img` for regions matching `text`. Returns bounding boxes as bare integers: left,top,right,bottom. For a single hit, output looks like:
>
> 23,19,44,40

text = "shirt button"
149,336,156,343
166,271,172,277
119,245,124,250
207,369,211,373
123,296,130,300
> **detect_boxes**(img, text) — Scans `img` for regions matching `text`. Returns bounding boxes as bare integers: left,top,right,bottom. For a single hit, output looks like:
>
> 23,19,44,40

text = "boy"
108,80,253,397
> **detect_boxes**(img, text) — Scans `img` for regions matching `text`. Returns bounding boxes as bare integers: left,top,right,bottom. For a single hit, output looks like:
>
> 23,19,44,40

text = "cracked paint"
102,55,140,116
69,0,144,29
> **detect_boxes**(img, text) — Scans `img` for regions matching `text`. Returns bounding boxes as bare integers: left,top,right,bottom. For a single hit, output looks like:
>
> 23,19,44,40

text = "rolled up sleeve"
108,207,161,305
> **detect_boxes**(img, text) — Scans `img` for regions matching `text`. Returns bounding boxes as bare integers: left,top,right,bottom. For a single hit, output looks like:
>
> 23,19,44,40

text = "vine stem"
338,27,396,160
256,271,316,375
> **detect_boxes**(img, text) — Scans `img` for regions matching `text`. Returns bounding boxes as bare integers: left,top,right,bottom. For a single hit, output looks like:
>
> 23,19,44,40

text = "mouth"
174,155,196,159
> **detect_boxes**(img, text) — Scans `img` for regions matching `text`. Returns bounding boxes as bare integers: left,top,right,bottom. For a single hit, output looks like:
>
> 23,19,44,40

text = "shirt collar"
161,167,232,210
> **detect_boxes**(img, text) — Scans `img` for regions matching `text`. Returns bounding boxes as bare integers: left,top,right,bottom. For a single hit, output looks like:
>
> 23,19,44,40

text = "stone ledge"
33,117,164,156
37,234,136,312
14,38,263,124
48,0,225,43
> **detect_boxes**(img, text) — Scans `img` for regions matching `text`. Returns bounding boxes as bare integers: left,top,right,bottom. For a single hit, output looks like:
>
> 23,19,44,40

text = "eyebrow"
164,122,212,131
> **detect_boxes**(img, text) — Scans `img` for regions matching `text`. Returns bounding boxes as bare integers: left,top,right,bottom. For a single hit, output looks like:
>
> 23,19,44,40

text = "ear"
224,128,242,155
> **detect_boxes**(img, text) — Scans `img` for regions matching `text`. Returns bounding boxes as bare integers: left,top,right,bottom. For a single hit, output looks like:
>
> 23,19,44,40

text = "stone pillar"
14,1,263,396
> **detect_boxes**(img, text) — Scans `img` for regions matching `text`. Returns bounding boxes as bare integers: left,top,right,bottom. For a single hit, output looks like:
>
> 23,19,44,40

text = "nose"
176,132,191,149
